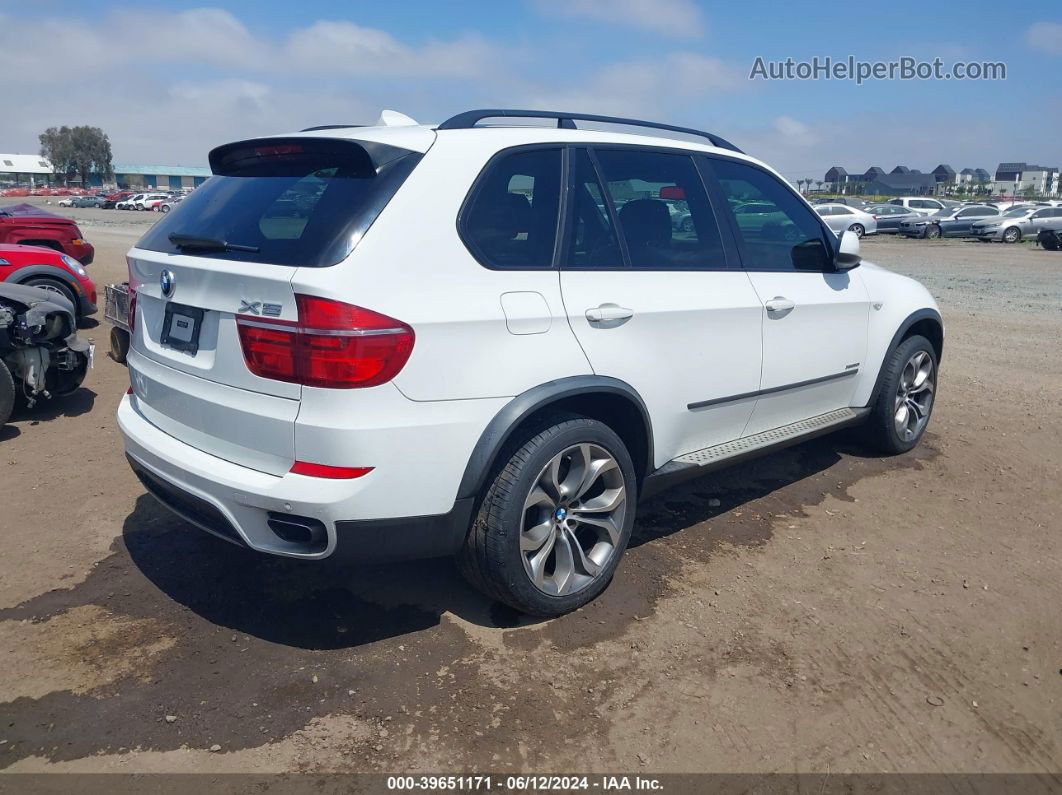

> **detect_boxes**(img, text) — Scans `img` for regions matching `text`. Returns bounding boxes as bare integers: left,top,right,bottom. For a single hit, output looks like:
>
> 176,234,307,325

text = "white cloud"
534,0,705,39
1026,21,1062,55
772,116,818,147
283,21,494,76
524,53,745,117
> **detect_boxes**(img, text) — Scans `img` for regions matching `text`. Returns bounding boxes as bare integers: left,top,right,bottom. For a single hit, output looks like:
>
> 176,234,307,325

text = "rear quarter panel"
291,133,593,402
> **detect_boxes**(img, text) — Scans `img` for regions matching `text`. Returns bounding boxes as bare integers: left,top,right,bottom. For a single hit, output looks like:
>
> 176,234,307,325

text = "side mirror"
835,230,861,270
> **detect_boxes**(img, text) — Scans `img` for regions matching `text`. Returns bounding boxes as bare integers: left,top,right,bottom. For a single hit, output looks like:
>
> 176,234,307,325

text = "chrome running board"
641,407,869,500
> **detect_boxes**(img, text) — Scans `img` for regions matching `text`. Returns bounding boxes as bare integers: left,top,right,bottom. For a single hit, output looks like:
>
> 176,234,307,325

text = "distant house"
932,164,956,184
974,168,991,182
993,162,1059,197
890,165,911,175
863,173,939,196
863,166,886,181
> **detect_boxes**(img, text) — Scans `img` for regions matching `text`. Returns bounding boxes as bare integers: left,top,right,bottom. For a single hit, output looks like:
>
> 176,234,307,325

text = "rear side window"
708,157,832,272
462,148,561,269
593,148,726,269
136,137,420,267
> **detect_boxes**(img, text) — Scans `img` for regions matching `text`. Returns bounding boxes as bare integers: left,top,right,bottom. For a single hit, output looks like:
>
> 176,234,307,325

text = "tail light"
237,294,414,388
127,289,137,334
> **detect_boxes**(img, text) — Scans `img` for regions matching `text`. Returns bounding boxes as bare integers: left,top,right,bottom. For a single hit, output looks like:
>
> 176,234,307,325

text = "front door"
706,156,870,435
558,147,763,466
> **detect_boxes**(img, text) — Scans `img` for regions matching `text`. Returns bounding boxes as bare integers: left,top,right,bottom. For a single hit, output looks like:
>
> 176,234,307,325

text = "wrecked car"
0,283,92,428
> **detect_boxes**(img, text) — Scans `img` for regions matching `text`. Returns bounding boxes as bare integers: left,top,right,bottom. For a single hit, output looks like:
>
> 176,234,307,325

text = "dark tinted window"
593,148,726,269
565,149,624,269
709,157,831,272
463,148,561,268
138,138,420,267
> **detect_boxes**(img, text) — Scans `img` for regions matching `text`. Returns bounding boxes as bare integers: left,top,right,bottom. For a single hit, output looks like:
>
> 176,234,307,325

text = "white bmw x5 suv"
118,109,942,616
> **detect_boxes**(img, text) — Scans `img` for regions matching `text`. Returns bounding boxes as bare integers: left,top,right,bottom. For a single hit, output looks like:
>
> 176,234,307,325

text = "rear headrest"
483,192,532,239
619,199,671,247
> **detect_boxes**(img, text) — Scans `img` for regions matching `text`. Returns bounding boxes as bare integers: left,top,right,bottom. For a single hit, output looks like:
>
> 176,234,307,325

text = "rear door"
558,146,763,465
705,155,870,436
127,136,425,473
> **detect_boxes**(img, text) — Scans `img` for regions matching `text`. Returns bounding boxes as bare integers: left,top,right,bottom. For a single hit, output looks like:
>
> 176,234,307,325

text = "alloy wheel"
894,350,934,442
520,443,626,596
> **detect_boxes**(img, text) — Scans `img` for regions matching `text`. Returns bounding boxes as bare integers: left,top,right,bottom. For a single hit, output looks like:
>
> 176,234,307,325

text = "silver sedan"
814,203,878,237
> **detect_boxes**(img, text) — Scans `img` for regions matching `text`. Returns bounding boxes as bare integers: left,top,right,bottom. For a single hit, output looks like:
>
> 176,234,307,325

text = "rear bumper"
117,392,483,563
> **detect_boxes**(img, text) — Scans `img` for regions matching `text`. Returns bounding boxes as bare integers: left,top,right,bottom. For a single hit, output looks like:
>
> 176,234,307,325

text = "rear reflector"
237,294,414,388
289,461,373,479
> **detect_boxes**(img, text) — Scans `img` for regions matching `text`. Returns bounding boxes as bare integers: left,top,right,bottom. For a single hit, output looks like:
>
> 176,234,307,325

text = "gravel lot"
1,202,1060,775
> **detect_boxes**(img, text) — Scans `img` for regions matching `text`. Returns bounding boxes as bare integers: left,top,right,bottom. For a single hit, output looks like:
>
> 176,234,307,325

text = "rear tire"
862,334,937,455
458,415,637,616
849,223,865,238
0,360,14,428
110,327,130,364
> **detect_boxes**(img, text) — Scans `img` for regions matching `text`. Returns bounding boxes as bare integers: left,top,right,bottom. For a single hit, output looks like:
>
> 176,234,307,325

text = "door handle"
585,304,634,323
765,297,796,314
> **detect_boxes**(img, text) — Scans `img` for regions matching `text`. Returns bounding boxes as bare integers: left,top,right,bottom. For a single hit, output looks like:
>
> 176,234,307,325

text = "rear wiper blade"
168,233,259,253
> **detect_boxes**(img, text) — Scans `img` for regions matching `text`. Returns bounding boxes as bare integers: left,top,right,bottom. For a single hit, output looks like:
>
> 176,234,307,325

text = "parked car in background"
100,190,133,209
0,203,94,264
971,205,1062,243
135,193,170,211
1037,220,1062,250
157,196,184,213
899,205,999,239
888,197,947,215
814,203,877,237
72,195,103,208
56,197,77,207
0,242,98,317
116,108,942,616
866,204,920,234
812,197,870,210
116,193,145,210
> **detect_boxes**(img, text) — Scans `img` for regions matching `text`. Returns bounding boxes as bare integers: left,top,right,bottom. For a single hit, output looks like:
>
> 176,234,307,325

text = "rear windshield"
136,137,421,267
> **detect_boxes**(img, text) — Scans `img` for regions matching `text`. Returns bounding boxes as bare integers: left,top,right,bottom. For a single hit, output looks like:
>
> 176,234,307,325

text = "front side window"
708,157,832,272
592,148,726,270
463,148,561,269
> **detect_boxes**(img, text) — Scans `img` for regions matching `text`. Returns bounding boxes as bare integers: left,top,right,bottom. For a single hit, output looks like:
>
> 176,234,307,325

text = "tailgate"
127,248,300,474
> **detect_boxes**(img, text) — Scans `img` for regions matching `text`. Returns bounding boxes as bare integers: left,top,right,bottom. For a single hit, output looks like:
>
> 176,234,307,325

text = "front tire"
1003,226,1021,243
862,335,937,455
22,277,78,311
925,224,941,239
458,416,637,616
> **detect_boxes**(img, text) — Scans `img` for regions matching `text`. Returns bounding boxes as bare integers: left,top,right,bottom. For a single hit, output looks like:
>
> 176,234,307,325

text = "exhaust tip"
267,513,328,553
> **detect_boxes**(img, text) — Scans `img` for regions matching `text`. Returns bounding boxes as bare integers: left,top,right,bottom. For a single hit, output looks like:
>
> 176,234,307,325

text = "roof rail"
300,124,364,132
436,109,742,153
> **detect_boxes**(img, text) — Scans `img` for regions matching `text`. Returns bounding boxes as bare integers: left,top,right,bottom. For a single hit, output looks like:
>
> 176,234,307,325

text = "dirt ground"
1,201,1060,776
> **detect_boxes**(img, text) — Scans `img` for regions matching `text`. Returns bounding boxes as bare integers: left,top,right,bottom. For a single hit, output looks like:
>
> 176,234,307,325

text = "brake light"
290,461,373,479
236,295,414,388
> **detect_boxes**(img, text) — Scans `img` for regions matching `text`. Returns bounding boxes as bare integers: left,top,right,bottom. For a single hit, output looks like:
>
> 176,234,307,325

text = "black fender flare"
6,265,88,314
455,375,654,501
866,307,944,408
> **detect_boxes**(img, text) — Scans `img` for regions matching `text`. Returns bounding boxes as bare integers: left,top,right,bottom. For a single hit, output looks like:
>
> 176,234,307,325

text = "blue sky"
1,0,1058,179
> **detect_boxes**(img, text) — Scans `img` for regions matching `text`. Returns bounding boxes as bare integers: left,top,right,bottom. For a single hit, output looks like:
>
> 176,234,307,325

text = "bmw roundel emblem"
160,269,176,298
